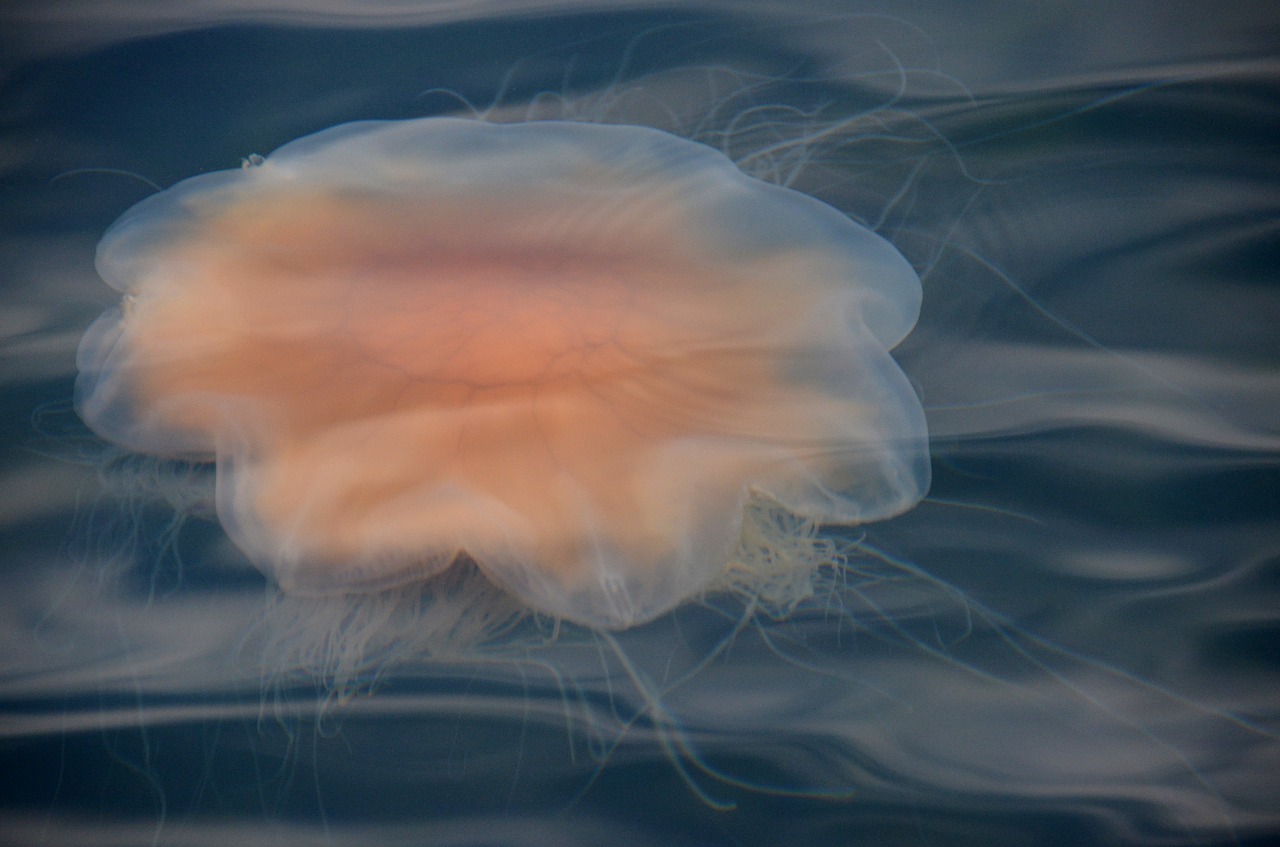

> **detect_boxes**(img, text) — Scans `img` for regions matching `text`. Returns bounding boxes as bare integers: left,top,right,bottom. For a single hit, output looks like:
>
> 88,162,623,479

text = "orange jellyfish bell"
75,117,929,629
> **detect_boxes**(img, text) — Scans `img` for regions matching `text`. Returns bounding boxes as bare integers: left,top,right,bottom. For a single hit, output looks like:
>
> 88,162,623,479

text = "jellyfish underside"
75,118,928,629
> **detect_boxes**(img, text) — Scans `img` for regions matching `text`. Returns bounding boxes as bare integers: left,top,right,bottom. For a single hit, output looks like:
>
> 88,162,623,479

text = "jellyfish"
74,117,928,635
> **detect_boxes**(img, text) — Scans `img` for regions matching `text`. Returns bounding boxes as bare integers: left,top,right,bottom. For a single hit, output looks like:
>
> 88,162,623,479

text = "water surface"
1,3,1277,845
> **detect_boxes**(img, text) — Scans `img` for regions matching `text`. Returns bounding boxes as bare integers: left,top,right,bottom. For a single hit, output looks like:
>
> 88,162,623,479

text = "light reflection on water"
1,3,1277,845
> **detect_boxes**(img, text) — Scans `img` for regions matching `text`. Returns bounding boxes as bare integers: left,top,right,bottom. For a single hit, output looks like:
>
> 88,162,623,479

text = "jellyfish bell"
74,116,928,633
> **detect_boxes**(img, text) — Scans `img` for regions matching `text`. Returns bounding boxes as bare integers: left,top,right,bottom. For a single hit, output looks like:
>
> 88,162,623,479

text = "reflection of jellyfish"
74,118,927,667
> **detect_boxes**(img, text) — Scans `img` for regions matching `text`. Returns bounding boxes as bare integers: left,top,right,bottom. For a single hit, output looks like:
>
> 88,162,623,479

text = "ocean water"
1,3,1278,845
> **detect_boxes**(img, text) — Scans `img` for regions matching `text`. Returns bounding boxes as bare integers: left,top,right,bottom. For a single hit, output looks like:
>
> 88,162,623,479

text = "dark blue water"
2,4,1278,846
